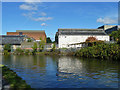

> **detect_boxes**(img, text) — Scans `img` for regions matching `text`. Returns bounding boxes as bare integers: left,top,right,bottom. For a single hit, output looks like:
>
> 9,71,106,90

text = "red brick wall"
7,32,46,42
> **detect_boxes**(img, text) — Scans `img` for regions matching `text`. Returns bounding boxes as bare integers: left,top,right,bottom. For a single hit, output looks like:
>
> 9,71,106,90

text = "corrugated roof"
0,35,25,45
58,29,107,35
58,28,103,31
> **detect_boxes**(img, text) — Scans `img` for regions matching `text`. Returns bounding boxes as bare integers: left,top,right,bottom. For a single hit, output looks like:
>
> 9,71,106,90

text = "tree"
39,38,45,52
86,36,97,42
55,33,58,44
51,43,56,52
32,42,37,54
85,37,98,47
110,30,120,44
27,38,32,42
46,37,52,43
3,44,11,52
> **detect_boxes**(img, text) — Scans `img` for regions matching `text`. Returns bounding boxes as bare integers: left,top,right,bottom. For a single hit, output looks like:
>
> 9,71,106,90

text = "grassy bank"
75,43,120,60
1,65,33,89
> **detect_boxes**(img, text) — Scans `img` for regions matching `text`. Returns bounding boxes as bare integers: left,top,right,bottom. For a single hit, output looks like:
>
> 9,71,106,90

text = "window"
19,32,23,35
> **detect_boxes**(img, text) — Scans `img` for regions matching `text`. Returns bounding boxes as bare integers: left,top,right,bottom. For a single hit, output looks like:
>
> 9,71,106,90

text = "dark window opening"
19,32,23,35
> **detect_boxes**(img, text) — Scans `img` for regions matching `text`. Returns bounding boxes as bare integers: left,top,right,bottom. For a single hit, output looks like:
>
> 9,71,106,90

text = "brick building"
7,30,46,42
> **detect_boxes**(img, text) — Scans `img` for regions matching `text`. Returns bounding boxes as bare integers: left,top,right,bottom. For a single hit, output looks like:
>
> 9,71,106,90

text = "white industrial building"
58,28,110,48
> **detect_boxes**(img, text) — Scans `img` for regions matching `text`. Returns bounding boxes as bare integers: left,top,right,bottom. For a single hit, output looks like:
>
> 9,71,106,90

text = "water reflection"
2,55,119,88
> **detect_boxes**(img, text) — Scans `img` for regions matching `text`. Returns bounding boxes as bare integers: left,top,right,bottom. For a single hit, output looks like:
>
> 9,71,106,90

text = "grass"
2,65,33,89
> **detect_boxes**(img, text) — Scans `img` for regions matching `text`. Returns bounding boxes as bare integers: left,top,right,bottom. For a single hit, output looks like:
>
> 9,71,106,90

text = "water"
2,55,119,88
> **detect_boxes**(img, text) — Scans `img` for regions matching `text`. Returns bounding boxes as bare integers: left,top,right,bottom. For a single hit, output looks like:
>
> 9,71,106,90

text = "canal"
2,55,119,88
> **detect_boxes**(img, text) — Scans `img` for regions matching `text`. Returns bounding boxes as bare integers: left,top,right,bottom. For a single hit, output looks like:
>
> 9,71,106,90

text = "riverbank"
2,43,120,60
1,65,33,89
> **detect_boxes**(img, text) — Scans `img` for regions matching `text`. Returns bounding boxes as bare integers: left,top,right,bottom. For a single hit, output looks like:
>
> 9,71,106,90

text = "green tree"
3,44,11,52
32,42,37,54
51,43,56,52
110,30,120,44
46,37,52,43
39,38,45,52
27,38,32,42
55,33,58,44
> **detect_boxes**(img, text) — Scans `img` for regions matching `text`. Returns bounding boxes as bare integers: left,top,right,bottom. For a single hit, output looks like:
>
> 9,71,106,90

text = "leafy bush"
39,38,45,52
24,49,31,55
51,43,56,52
110,30,120,44
3,50,10,55
3,44,11,52
32,42,37,54
75,43,120,60
27,38,32,42
14,48,24,55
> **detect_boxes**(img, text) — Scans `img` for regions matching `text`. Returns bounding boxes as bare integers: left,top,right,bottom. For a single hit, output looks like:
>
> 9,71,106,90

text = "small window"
65,36,66,38
19,32,23,35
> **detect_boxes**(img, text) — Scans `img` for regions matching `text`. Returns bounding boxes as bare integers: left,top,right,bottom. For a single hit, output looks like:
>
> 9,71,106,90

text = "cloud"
24,0,41,3
22,12,52,22
19,4,38,10
97,17,117,24
22,12,36,17
32,17,53,21
41,23,47,26
20,1,53,23
40,12,47,16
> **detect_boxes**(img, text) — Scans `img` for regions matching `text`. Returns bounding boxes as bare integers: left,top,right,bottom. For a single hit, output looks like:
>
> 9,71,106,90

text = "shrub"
75,43,120,60
32,42,37,54
39,38,45,52
3,44,11,52
27,38,32,42
51,43,56,52
3,50,10,55
24,49,30,55
14,48,24,55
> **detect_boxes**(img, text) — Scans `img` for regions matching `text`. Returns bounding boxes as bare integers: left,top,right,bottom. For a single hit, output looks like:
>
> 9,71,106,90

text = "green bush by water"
14,48,24,55
75,43,120,60
3,50,10,55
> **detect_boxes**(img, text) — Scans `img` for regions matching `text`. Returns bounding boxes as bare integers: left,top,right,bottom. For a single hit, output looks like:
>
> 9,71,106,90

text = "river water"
2,55,119,88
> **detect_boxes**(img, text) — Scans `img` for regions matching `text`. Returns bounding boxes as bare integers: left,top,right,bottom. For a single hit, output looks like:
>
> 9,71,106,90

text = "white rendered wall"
58,35,110,48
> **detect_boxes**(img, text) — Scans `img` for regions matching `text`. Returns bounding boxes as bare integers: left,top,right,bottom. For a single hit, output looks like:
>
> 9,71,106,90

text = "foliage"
27,38,32,42
110,30,120,44
75,43,120,60
3,50,10,55
32,42,38,54
24,49,31,55
3,44,11,52
39,38,45,52
2,65,32,89
14,48,24,55
85,40,104,47
46,37,52,43
86,36,97,42
55,33,58,44
51,43,56,52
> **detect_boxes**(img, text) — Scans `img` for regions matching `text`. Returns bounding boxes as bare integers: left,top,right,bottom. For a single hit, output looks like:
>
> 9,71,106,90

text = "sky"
2,2,118,41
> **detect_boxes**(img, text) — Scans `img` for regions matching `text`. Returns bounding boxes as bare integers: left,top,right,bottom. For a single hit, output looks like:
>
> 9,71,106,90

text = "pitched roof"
0,35,25,45
58,28,107,35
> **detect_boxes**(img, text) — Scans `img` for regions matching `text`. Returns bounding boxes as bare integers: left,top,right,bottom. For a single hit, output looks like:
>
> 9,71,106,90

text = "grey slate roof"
58,29,107,35
0,35,25,45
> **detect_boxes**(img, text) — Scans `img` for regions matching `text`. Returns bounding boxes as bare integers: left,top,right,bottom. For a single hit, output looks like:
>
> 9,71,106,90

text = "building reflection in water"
57,56,85,80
